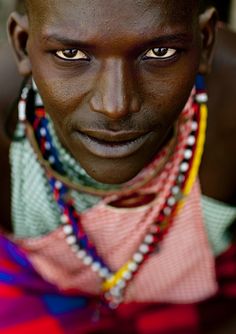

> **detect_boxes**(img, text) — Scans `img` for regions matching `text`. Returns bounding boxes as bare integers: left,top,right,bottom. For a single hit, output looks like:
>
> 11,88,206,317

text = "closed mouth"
75,130,151,158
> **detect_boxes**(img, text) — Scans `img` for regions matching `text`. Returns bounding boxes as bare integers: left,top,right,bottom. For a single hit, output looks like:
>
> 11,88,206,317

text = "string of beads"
18,76,208,307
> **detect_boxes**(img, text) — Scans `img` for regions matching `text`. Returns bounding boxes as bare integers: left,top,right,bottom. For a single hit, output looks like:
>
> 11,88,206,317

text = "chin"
87,168,139,185
79,158,143,185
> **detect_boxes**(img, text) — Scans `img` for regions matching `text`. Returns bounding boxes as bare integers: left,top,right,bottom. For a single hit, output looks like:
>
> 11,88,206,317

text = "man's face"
26,0,201,184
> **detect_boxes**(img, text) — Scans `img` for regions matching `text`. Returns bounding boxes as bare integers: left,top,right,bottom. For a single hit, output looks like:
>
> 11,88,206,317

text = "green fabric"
201,195,236,256
10,123,102,237
10,125,236,256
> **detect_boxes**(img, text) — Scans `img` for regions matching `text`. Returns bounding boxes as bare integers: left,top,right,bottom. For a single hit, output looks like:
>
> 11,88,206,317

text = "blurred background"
0,0,15,44
213,0,236,26
1,0,236,45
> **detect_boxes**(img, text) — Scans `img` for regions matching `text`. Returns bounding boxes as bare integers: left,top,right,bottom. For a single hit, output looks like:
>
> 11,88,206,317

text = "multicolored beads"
19,75,208,308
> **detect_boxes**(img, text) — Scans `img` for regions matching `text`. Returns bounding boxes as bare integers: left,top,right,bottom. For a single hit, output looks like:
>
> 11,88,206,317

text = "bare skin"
0,0,226,230
14,1,206,184
0,1,236,332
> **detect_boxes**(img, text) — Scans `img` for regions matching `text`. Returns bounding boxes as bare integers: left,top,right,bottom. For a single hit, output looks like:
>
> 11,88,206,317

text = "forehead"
28,0,198,41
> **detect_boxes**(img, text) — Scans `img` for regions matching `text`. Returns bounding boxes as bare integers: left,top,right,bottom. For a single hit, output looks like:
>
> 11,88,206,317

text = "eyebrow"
42,33,93,48
149,33,193,45
42,32,193,49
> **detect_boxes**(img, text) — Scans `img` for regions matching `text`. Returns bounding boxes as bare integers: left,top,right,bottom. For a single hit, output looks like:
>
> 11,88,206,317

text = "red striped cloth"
0,235,235,333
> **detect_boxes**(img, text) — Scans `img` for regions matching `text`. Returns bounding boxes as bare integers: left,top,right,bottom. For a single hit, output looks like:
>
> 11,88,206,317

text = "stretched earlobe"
198,7,218,75
7,12,32,77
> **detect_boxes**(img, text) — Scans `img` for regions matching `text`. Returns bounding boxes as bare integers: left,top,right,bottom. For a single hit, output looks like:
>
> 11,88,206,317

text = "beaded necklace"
18,75,208,307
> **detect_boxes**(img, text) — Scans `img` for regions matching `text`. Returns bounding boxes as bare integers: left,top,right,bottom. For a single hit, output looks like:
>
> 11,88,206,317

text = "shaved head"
18,0,210,13
9,0,217,183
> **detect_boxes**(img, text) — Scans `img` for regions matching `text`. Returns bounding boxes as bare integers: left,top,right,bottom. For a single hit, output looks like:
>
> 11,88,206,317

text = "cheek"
29,50,94,119
140,58,199,126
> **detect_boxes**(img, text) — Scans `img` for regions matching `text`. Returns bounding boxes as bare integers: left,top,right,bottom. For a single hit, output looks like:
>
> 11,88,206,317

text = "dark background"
213,0,231,22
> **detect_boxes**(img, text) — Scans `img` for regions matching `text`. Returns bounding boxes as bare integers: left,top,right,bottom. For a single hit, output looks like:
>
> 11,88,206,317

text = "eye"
55,49,89,61
144,47,177,59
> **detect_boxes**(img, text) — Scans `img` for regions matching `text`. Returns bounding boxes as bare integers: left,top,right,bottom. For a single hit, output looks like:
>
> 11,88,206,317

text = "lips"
74,129,151,158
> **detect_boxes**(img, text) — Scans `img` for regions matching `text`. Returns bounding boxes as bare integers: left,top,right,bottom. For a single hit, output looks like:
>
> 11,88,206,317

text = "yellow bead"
102,262,132,291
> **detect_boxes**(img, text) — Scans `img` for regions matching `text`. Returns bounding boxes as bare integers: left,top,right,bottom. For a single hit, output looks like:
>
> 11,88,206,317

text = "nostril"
89,93,103,113
89,88,141,118
89,89,131,119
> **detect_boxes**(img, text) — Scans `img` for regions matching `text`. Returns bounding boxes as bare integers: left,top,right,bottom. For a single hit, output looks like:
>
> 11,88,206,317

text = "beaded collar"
17,75,208,307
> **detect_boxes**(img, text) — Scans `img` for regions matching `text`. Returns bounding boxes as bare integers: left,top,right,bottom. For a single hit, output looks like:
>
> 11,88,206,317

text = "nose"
89,58,141,119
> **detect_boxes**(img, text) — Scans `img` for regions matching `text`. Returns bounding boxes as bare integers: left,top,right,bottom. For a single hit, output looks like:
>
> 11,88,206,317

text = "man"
0,1,235,333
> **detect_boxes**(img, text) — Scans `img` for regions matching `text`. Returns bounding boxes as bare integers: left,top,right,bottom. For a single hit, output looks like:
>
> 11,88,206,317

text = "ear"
198,7,218,75
7,12,32,77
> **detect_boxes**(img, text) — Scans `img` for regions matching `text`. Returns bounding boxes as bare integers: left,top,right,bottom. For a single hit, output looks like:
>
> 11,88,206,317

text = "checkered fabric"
15,182,217,304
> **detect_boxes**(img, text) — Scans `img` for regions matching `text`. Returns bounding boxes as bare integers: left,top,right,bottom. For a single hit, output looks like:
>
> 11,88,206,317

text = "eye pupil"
153,48,168,57
62,49,78,58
